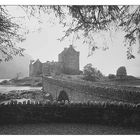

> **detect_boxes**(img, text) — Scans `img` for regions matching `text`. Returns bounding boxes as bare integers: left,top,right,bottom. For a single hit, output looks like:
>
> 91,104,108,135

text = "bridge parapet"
42,76,140,103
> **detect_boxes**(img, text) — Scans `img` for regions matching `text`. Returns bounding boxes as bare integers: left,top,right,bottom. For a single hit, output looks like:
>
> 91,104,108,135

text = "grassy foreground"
0,123,140,135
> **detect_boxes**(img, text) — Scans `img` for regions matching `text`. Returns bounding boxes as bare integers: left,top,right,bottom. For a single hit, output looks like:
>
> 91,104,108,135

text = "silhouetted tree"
50,6,140,59
1,5,140,61
83,63,104,81
108,74,116,80
116,66,127,79
0,6,25,62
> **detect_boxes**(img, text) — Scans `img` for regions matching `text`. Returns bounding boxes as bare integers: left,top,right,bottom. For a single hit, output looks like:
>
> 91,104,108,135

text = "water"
134,85,140,88
122,84,140,88
0,85,42,94
0,79,42,94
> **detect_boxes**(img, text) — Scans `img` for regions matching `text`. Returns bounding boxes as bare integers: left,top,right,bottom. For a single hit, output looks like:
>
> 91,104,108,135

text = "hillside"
0,53,32,79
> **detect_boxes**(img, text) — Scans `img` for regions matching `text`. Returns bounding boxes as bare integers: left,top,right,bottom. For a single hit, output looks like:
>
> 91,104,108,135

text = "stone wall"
29,60,42,77
1,101,140,126
43,76,91,102
43,76,140,103
58,46,80,75
29,61,33,77
63,51,79,74
42,62,63,76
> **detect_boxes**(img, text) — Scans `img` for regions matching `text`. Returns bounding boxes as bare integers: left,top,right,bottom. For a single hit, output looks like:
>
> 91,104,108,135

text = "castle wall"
42,62,63,76
58,46,80,75
63,51,79,74
42,62,51,76
29,60,42,77
29,63,33,77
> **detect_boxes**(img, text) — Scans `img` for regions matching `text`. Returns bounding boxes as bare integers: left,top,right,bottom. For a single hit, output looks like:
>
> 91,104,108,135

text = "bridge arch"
57,90,69,102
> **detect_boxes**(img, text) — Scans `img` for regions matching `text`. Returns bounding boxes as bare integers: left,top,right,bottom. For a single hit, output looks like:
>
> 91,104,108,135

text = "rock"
0,77,42,87
0,80,9,85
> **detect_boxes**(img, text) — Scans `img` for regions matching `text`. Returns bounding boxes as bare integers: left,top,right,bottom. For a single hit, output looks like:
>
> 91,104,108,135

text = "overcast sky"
7,6,140,77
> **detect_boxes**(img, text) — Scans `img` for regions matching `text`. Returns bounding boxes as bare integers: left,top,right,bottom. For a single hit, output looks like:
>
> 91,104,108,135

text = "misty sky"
7,6,140,77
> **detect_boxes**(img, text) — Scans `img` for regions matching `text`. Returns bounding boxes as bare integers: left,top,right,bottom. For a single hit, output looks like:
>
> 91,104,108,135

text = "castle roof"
60,45,79,56
32,59,42,65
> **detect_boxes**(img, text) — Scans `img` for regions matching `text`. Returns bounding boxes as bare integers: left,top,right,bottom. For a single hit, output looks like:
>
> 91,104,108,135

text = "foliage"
57,90,69,102
17,6,125,57
51,6,140,59
1,5,140,61
83,63,104,81
116,66,127,78
63,6,120,36
53,6,121,55
119,6,140,59
108,74,116,80
0,6,25,61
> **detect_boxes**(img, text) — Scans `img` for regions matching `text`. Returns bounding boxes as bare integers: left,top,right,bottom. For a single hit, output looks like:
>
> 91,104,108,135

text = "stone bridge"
42,76,140,103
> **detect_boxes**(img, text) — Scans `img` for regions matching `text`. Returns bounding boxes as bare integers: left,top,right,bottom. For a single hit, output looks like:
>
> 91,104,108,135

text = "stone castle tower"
58,45,80,74
29,59,42,77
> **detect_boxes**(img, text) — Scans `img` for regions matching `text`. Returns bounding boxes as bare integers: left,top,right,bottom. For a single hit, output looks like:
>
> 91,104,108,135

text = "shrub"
108,74,116,79
0,80,9,85
116,66,127,79
83,63,104,81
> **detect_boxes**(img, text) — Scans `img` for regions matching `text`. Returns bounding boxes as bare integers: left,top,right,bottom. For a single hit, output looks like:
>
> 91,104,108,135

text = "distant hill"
0,53,32,79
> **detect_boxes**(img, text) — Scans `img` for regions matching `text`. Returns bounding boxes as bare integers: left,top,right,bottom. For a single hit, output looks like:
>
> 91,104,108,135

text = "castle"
29,45,80,77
